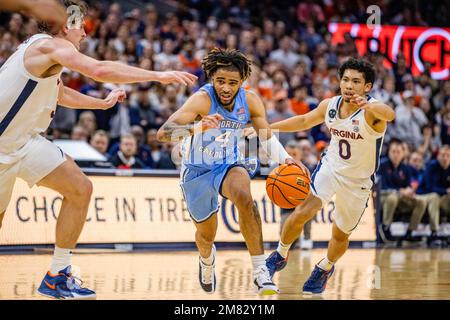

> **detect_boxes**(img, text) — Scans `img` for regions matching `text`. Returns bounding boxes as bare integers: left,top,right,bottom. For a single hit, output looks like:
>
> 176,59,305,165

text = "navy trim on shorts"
310,159,323,194
0,79,38,136
370,137,383,186
218,164,247,199
348,198,369,232
190,208,219,224
56,146,64,159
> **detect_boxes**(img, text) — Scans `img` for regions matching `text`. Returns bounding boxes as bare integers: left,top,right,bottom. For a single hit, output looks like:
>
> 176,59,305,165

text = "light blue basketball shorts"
180,163,248,223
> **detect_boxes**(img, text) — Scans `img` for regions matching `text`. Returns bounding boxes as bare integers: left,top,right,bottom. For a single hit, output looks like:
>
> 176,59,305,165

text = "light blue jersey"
180,84,250,170
180,84,251,222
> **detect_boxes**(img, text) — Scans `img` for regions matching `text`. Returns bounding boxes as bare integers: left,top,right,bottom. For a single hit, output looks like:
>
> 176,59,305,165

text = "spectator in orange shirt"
290,86,311,115
83,4,101,36
179,40,201,75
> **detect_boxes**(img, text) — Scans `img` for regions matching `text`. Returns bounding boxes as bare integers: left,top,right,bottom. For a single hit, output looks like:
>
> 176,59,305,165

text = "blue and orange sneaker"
265,251,288,277
302,265,335,295
37,266,96,300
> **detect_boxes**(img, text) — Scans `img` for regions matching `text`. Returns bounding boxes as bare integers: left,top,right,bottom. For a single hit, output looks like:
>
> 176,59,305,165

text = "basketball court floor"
0,248,449,300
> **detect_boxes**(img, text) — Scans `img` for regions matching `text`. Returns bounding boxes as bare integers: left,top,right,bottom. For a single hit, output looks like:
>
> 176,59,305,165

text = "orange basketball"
266,164,311,209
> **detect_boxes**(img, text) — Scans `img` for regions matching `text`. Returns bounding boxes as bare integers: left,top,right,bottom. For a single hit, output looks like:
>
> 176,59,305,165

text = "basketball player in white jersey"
0,0,196,299
265,58,395,295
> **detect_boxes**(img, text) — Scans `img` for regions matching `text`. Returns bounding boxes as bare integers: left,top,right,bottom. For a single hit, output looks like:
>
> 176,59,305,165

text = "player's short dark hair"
201,47,252,81
338,57,376,86
38,0,88,34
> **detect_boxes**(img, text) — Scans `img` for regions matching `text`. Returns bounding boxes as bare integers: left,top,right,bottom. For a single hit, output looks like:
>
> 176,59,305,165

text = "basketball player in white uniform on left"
264,58,395,295
0,0,196,299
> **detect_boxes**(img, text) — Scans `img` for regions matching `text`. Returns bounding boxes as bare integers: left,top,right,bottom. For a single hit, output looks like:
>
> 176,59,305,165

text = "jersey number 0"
339,140,351,160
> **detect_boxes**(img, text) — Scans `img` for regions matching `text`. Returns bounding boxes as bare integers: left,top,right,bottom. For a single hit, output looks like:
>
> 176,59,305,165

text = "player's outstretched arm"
58,86,126,110
157,91,223,142
269,98,329,132
350,94,395,132
47,39,197,85
359,101,395,122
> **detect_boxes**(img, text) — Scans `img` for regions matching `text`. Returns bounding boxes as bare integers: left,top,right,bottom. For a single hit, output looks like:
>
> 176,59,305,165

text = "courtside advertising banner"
329,23,450,80
0,176,376,245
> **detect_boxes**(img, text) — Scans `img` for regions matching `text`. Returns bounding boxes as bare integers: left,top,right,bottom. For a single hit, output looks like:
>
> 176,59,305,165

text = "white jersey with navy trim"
0,34,62,161
322,95,385,180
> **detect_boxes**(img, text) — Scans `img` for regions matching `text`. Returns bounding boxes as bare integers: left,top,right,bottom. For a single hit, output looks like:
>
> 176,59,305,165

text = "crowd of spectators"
0,0,449,243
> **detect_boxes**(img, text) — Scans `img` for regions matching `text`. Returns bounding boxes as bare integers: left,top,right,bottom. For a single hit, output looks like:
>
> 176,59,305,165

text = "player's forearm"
58,86,107,110
260,134,292,164
157,121,195,142
366,103,395,122
270,115,310,132
93,61,164,84
0,0,30,11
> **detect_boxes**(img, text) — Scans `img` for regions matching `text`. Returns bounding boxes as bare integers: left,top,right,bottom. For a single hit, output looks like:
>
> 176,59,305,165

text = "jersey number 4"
215,131,232,147
339,140,351,160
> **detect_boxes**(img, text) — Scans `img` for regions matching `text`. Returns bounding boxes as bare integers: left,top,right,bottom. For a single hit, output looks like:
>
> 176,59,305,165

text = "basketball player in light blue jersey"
157,48,307,295
265,58,395,295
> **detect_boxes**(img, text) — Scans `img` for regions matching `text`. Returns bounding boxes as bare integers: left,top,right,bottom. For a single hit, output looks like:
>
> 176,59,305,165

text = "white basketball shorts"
0,134,66,212
310,157,372,234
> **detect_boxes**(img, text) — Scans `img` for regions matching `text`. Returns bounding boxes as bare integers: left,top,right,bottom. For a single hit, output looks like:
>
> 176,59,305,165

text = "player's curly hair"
201,47,252,81
338,57,376,86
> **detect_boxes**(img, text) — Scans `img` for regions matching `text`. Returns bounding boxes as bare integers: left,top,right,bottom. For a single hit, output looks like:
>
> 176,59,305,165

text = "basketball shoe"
198,245,216,293
37,266,96,299
253,264,280,295
302,265,335,295
265,251,288,277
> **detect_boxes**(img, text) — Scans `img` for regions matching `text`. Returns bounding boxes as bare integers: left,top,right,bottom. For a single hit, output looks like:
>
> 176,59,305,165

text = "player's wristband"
260,135,291,164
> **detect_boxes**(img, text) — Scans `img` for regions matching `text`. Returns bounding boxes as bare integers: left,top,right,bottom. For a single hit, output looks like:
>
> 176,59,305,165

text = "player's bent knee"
292,206,317,225
83,178,94,197
196,230,215,244
67,176,93,202
232,190,254,212
333,229,351,242
330,222,351,241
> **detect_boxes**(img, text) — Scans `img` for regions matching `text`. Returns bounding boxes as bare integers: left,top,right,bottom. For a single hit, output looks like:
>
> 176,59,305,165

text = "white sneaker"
198,245,216,293
253,265,280,295
301,239,313,250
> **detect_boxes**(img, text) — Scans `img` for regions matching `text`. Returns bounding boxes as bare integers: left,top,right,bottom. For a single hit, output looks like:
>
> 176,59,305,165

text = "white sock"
200,244,216,265
277,241,292,258
251,254,266,270
317,257,334,271
50,246,73,275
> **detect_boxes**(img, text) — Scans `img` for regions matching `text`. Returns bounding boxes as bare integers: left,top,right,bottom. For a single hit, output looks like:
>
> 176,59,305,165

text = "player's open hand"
194,113,224,133
103,88,127,109
350,94,369,108
158,71,198,86
285,158,311,180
